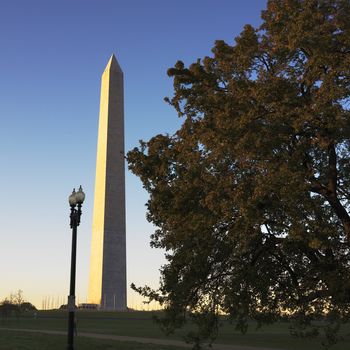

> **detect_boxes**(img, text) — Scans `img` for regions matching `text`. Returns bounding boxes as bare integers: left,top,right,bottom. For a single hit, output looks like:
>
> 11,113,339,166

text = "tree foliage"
127,0,350,347
0,290,34,320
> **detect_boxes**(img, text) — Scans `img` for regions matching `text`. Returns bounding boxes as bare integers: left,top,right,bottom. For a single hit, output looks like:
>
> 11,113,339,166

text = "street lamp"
67,185,85,350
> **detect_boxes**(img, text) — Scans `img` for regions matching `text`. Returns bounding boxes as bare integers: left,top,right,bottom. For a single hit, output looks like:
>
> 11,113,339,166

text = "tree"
20,302,37,312
127,0,350,348
10,290,24,307
0,290,30,321
0,290,24,319
0,299,16,321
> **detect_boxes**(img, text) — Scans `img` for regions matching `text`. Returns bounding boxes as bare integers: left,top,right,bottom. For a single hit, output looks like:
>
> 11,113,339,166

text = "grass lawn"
1,311,350,350
0,329,183,350
217,321,350,350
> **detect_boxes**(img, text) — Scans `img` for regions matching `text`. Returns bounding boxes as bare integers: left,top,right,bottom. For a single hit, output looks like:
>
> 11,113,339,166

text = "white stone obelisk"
88,54,127,310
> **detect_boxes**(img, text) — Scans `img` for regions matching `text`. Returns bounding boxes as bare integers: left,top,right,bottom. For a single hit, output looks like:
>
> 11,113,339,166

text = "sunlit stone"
88,54,127,310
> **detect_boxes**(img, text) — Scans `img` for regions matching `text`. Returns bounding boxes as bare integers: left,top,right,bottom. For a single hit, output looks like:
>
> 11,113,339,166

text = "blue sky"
0,0,266,308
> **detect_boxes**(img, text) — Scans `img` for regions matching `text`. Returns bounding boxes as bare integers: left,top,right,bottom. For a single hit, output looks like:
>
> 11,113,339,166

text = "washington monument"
88,54,127,310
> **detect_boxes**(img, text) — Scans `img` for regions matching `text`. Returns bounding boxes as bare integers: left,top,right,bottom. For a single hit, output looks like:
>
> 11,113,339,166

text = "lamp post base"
67,310,75,350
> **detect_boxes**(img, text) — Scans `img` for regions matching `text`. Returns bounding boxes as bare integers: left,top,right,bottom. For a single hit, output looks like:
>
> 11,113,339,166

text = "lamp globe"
76,185,85,204
68,189,77,206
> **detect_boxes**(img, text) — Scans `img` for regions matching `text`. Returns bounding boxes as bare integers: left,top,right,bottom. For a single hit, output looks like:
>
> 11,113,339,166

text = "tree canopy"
127,0,350,347
0,290,35,320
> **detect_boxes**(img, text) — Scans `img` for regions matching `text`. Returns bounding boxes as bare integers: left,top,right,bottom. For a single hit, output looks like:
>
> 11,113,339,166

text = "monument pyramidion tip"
105,53,123,73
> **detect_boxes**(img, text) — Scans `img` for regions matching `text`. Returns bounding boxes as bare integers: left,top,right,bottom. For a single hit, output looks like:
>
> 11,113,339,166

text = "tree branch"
327,142,337,195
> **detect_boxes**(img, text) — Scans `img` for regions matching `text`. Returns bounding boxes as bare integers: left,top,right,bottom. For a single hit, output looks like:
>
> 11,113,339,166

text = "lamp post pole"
67,186,85,350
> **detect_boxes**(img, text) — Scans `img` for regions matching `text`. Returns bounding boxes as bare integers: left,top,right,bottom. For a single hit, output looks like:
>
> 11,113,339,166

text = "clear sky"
0,0,266,309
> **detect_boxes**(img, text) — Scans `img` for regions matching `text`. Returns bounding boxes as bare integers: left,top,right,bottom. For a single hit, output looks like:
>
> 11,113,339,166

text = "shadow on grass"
0,330,184,350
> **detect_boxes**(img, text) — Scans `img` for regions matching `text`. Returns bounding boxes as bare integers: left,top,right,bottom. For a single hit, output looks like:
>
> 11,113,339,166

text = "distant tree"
0,290,30,321
20,302,37,312
127,0,350,348
10,290,24,319
10,290,24,306
0,299,16,321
